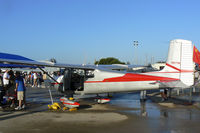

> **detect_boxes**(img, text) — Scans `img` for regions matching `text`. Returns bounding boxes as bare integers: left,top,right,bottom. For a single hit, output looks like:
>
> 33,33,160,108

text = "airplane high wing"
0,39,196,97
0,53,37,68
0,52,95,70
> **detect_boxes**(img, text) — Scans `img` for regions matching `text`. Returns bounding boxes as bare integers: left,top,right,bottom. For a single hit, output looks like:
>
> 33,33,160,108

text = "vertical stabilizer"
162,39,194,86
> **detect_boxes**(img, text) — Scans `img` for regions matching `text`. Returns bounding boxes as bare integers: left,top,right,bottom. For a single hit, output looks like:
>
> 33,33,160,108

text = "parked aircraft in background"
0,39,199,100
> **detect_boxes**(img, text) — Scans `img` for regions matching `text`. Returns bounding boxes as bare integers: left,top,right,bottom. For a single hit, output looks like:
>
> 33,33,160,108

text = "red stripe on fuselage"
84,73,179,83
147,71,193,74
51,83,63,85
166,63,193,72
166,63,181,72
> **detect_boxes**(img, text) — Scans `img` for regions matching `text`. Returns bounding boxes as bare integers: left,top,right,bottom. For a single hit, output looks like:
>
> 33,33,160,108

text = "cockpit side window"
85,70,94,78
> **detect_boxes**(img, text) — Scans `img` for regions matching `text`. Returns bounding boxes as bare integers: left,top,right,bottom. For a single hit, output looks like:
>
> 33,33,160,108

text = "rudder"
162,39,194,86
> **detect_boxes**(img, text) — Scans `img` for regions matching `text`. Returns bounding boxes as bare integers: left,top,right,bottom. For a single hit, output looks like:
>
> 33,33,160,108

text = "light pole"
133,41,139,65
133,41,146,101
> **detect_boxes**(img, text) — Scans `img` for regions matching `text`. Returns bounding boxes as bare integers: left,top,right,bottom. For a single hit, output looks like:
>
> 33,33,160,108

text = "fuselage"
75,69,179,95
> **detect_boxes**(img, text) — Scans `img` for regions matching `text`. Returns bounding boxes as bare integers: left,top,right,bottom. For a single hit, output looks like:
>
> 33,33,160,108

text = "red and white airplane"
0,39,198,98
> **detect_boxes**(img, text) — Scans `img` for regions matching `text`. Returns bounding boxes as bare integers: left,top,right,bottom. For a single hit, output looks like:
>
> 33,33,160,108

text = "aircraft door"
63,69,70,90
62,69,74,96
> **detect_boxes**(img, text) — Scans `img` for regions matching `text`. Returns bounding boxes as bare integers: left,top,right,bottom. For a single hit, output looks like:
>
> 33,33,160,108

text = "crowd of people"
0,69,45,110
24,71,44,88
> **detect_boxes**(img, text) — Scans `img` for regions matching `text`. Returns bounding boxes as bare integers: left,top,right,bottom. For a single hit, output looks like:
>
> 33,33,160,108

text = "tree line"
94,57,128,65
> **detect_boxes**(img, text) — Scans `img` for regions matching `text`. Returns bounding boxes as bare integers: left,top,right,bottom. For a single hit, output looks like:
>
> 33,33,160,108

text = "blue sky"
0,0,200,65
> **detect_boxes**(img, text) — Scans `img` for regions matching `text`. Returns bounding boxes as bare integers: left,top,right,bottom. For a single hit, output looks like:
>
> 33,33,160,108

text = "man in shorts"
15,71,26,110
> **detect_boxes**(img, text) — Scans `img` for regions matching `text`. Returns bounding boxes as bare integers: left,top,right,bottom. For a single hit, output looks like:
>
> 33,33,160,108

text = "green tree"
94,57,125,65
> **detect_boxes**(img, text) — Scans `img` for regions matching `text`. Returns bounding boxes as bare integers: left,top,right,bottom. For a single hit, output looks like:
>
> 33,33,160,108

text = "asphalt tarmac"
0,87,200,133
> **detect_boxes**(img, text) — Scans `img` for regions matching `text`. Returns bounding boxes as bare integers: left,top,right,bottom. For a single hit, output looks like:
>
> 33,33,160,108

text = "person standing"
15,71,26,110
160,89,168,101
194,70,200,84
0,70,4,108
3,69,10,86
8,70,16,95
33,72,38,87
37,72,43,88
3,69,10,95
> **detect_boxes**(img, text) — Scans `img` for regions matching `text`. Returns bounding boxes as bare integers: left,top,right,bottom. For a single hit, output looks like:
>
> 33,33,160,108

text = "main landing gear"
140,90,147,102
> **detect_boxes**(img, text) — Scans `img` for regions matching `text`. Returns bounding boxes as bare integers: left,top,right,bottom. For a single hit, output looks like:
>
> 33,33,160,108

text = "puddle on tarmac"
109,93,200,120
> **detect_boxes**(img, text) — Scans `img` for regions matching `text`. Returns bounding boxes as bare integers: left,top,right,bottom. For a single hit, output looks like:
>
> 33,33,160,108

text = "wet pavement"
110,92,200,120
1,87,200,133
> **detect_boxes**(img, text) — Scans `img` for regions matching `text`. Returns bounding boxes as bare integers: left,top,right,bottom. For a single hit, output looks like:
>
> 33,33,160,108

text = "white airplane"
0,39,197,100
